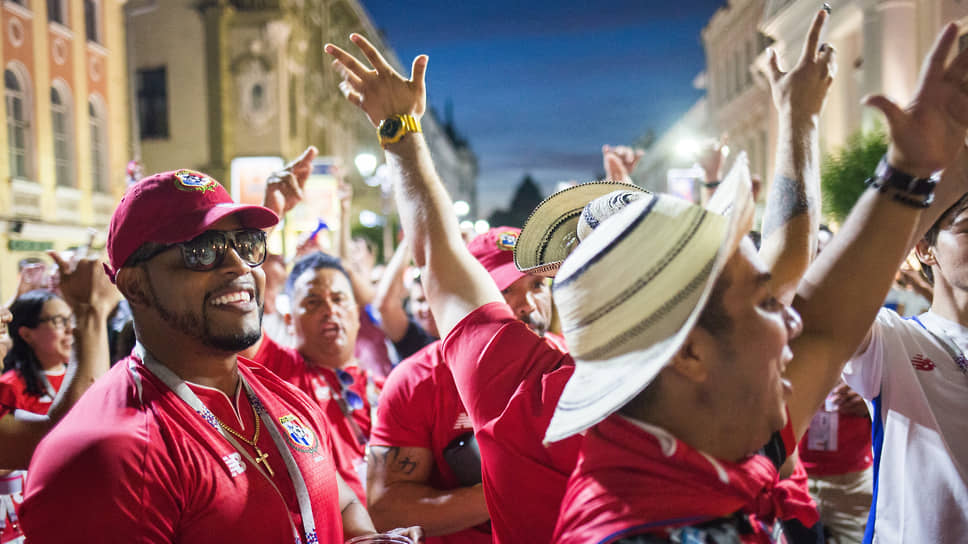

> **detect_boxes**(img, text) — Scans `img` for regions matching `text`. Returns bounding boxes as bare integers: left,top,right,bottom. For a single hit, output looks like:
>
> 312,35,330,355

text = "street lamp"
474,220,490,234
354,152,378,178
453,200,470,217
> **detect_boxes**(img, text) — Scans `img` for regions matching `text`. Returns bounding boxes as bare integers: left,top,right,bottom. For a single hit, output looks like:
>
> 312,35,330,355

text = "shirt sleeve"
441,302,569,431
369,357,434,449
842,307,893,401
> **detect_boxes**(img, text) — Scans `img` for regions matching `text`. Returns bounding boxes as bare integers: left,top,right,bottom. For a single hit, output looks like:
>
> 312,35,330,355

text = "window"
89,97,108,192
47,0,66,25
136,67,169,139
51,85,73,186
5,68,32,179
84,0,99,43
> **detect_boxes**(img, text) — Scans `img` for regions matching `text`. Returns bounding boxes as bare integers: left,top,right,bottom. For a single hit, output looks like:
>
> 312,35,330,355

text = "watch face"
380,117,403,139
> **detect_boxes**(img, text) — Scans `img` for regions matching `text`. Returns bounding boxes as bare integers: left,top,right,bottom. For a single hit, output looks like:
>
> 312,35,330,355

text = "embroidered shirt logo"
173,169,218,193
279,414,319,453
496,231,517,251
453,412,473,431
911,354,936,371
223,452,246,477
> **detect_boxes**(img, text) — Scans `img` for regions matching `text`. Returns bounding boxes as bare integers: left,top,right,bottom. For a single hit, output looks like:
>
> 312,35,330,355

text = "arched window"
88,97,107,192
51,84,73,186
5,67,32,179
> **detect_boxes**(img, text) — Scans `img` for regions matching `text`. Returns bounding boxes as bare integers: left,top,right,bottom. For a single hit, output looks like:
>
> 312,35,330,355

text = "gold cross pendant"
253,447,274,477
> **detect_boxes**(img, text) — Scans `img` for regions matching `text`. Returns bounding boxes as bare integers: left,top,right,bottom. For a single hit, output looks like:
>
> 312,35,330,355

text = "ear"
115,268,151,307
915,238,936,267
669,326,716,383
17,325,34,345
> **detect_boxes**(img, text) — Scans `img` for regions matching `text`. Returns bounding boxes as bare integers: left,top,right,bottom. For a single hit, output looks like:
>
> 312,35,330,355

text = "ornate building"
1,0,130,298
127,0,476,253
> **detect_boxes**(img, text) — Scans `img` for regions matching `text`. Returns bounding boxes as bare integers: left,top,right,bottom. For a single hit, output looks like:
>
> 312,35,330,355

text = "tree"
821,129,888,224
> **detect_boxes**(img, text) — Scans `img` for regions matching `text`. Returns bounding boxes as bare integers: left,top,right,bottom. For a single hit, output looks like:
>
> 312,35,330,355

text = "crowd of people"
1,10,967,543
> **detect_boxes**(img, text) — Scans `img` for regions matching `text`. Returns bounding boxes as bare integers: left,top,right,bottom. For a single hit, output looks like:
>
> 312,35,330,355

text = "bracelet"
864,178,935,208
863,154,938,209
701,180,721,189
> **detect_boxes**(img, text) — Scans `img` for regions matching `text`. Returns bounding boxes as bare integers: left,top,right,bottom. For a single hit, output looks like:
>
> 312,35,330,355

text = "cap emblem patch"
173,170,218,193
496,231,518,251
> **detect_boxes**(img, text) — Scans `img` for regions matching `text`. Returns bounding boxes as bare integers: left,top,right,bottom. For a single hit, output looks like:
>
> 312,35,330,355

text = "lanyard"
39,371,57,399
912,316,968,375
134,344,319,544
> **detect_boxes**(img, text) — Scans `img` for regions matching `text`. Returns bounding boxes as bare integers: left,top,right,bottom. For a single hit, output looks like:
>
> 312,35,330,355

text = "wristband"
701,180,721,189
864,155,938,209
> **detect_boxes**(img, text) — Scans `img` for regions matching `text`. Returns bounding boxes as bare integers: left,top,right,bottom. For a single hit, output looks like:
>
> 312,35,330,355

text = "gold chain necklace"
215,402,275,477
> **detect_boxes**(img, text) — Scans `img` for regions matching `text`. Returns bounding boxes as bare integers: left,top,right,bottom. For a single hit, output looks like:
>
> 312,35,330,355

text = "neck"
298,348,352,370
135,326,240,398
928,279,968,326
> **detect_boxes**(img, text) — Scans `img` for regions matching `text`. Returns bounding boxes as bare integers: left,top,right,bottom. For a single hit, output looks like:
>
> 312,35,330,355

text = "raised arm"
786,23,968,439
325,35,502,337
0,254,117,469
760,9,834,304
373,238,414,342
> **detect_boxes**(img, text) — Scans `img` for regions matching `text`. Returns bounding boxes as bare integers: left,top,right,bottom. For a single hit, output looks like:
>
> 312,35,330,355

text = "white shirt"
843,309,968,543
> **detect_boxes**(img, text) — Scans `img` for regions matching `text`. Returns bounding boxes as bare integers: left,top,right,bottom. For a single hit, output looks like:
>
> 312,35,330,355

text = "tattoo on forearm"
370,446,419,475
762,174,812,238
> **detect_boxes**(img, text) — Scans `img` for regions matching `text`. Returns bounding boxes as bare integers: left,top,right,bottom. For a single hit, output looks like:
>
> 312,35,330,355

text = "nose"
219,245,250,275
516,291,538,318
784,305,803,340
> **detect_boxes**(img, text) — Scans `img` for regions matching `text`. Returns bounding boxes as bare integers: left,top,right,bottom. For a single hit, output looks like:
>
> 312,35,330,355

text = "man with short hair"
19,170,416,543
367,226,565,542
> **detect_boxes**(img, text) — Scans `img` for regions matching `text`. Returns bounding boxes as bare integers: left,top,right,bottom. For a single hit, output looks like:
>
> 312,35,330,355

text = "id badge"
806,410,839,451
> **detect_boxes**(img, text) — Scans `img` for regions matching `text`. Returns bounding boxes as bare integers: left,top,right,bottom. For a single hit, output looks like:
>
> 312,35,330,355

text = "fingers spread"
411,54,429,90
48,250,70,274
324,43,372,80
350,33,394,75
862,94,904,127
924,22,959,79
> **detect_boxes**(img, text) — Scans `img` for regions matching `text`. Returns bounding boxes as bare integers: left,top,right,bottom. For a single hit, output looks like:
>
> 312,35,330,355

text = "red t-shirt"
253,336,373,504
553,414,812,544
798,411,873,476
370,341,491,544
20,355,343,543
441,302,580,544
0,367,65,544
0,368,66,415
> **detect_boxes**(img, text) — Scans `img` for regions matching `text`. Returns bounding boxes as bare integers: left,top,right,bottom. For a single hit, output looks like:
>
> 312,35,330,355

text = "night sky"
358,1,727,219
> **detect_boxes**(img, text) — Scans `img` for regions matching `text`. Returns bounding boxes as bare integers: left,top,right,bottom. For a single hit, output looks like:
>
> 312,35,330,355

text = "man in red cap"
19,170,420,543
366,226,564,542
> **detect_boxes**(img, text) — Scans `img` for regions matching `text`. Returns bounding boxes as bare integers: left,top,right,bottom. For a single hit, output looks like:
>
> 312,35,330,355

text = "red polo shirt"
441,302,579,544
370,341,491,544
20,356,343,543
253,336,373,503
0,369,65,415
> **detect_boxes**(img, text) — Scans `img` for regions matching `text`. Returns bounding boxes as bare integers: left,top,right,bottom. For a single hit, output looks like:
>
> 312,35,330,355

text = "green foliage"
821,129,888,223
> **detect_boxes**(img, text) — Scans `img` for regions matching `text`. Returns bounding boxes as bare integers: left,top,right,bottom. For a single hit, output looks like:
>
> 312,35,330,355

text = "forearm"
374,240,412,341
788,188,921,437
341,498,378,539
370,482,489,536
46,304,109,422
760,113,821,303
386,135,502,336
0,412,48,469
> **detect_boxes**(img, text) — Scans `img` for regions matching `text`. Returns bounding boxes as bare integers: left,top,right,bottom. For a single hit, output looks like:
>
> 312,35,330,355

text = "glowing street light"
474,220,490,234
453,200,470,217
676,139,700,159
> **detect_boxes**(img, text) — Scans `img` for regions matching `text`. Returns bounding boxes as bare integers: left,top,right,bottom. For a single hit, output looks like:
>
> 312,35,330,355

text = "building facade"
128,0,476,256
1,0,130,299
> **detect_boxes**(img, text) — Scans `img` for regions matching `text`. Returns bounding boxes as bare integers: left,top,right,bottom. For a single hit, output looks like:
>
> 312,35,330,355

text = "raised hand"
602,145,643,183
697,136,728,183
765,10,836,120
325,34,428,127
48,251,119,315
263,146,317,217
865,23,968,177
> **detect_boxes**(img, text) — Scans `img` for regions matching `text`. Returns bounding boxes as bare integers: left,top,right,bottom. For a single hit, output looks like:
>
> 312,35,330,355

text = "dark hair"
285,252,352,298
696,271,733,337
921,192,968,285
3,289,62,397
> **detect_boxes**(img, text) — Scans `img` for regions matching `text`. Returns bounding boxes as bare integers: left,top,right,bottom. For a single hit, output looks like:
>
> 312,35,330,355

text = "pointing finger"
800,9,828,63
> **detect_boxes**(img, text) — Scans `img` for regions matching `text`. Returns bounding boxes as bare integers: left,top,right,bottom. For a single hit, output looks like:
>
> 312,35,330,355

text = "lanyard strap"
39,371,57,399
134,344,319,544
912,316,968,374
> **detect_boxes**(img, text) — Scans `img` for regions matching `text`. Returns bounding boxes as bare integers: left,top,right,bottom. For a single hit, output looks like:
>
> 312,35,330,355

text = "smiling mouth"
209,290,254,307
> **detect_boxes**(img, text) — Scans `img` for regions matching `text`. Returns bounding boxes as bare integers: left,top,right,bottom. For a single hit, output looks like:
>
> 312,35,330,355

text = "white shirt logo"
223,452,246,477
453,412,473,431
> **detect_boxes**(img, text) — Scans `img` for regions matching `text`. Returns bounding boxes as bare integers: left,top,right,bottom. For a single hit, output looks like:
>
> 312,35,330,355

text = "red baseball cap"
468,226,526,291
105,169,279,282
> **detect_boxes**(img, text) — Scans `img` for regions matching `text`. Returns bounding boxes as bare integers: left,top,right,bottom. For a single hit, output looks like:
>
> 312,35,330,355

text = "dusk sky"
359,1,727,219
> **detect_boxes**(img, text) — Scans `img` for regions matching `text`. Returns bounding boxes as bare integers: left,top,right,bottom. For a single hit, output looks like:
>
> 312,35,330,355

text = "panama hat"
514,181,649,276
544,153,755,443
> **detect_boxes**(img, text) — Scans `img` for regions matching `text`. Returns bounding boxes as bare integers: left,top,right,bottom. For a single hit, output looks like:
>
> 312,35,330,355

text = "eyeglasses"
139,229,268,271
336,368,364,411
38,315,74,330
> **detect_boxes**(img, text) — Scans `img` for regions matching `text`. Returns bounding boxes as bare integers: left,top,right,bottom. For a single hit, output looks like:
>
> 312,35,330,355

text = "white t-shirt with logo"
843,309,968,543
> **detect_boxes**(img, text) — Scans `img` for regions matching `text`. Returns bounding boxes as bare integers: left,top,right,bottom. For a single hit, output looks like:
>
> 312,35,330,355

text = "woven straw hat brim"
514,181,646,277
544,154,756,443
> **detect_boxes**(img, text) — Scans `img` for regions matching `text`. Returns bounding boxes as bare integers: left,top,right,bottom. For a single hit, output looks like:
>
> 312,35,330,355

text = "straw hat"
544,154,755,443
514,181,648,276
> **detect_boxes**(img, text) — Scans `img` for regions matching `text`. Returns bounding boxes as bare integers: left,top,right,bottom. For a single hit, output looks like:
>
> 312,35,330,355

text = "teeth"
211,291,252,306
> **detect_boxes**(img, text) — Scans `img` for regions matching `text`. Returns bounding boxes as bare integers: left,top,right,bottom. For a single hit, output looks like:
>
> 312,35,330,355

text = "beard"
519,309,550,337
145,278,263,353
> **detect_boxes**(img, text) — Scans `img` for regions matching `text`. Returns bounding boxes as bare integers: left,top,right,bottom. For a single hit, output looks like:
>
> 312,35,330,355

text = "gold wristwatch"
377,114,422,147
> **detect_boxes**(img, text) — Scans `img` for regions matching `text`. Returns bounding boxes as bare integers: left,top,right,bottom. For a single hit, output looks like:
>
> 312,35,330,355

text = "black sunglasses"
139,229,268,271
